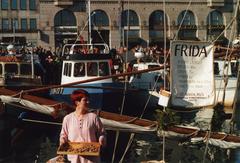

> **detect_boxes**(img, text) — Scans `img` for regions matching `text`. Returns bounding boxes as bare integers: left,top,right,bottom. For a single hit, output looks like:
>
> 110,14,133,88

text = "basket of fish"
57,142,100,156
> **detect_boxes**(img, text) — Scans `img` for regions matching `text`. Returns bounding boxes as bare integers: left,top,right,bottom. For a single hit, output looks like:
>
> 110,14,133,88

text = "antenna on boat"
27,42,35,79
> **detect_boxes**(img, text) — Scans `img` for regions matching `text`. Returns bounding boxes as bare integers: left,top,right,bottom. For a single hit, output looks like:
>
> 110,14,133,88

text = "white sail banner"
170,41,215,107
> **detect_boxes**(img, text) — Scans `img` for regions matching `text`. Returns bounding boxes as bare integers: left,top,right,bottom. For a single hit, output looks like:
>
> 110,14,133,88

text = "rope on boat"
112,1,131,161
121,117,138,123
119,133,134,163
22,118,62,125
219,133,228,141
186,128,200,137
10,90,24,99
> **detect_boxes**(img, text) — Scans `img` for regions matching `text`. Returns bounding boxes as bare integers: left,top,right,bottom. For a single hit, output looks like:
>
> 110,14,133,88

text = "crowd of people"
0,43,169,85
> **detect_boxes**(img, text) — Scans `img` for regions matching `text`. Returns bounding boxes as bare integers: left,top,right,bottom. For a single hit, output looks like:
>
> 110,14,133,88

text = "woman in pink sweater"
60,90,106,163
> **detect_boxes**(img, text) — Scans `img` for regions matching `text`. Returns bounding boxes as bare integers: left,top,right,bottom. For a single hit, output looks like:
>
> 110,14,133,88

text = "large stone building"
0,0,239,49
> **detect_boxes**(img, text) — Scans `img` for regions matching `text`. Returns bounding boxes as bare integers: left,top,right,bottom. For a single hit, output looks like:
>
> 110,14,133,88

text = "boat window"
74,63,85,77
148,65,160,69
20,64,32,75
5,64,18,74
63,63,72,77
99,62,109,76
231,61,238,77
0,64,2,76
155,75,163,82
87,62,98,76
214,62,220,75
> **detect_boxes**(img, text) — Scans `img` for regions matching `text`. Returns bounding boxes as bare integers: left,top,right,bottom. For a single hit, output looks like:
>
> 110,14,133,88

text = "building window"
2,18,9,30
21,18,27,30
30,18,37,30
178,10,195,25
177,10,197,40
149,10,168,42
12,18,18,30
11,0,17,10
29,0,36,10
20,0,27,10
1,0,8,10
207,10,223,25
91,10,109,27
207,10,224,41
54,9,76,26
121,10,139,26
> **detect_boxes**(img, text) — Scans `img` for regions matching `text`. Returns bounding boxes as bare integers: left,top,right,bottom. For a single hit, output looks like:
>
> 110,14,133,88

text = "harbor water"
1,107,240,163
4,127,240,163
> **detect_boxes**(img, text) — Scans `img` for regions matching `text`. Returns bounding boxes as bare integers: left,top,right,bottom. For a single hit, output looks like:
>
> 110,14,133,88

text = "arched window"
91,10,109,27
54,9,76,26
90,10,110,45
207,10,225,42
207,10,223,25
121,10,139,26
149,10,168,44
178,10,195,25
121,10,140,48
54,9,77,48
177,10,197,40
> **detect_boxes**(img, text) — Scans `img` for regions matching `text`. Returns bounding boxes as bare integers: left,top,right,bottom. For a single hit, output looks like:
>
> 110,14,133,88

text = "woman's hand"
59,138,68,146
99,136,106,146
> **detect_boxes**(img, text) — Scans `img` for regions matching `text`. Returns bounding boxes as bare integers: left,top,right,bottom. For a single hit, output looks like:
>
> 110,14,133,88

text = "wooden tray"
57,142,100,156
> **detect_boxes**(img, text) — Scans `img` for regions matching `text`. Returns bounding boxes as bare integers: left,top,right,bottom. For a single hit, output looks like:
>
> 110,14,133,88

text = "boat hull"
146,76,238,108
50,82,125,113
50,82,158,116
215,76,238,107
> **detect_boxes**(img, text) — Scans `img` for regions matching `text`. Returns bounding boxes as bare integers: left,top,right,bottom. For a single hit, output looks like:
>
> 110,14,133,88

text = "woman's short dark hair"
70,89,89,105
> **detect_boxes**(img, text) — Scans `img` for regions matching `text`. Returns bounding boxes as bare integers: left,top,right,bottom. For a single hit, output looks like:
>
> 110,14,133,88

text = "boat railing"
214,59,239,77
61,43,110,57
0,61,34,78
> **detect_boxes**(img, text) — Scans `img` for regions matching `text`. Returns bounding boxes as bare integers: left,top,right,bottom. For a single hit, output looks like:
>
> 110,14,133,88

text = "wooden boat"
0,87,158,133
0,87,73,118
160,125,240,148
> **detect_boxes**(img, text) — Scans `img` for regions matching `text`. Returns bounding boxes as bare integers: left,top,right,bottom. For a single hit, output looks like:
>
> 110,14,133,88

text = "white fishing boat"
214,58,239,107
50,43,125,112
128,51,239,109
0,43,43,89
0,56,43,87
129,61,166,108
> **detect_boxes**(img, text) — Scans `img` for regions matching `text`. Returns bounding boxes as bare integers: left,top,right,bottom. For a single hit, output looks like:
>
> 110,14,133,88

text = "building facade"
0,0,239,49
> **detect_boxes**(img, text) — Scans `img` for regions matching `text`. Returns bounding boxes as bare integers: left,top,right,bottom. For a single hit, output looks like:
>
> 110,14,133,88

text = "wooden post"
0,103,12,161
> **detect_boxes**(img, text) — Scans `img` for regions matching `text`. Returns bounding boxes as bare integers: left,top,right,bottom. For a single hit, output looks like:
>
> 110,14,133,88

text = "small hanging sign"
158,89,171,107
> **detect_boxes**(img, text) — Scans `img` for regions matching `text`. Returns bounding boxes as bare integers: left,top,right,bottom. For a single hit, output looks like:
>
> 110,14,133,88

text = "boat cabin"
61,54,113,84
129,62,164,91
214,59,239,77
60,43,113,85
0,56,42,86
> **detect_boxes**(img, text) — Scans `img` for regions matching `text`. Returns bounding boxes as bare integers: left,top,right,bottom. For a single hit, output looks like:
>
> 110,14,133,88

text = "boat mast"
162,0,167,162
88,0,92,45
118,0,123,47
